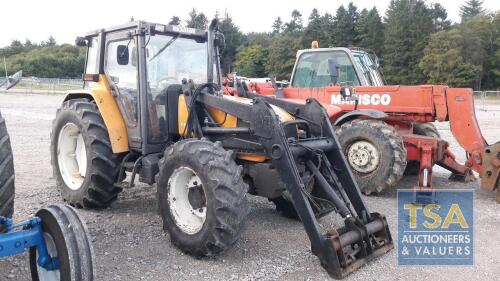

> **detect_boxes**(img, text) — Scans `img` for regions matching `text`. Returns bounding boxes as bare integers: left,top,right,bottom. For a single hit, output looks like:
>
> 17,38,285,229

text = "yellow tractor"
50,19,393,278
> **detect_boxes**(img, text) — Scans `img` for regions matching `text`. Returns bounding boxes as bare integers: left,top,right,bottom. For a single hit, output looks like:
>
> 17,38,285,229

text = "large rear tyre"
51,98,123,209
336,120,407,195
405,123,441,175
29,204,94,281
0,111,15,232
157,139,249,257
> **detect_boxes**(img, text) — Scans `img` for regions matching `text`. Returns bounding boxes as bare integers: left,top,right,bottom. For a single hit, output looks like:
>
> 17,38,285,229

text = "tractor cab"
290,46,384,88
76,21,223,155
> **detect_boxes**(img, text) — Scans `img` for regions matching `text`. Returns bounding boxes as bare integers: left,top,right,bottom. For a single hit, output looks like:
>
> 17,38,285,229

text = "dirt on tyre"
29,204,95,281
51,98,123,209
0,110,15,231
405,122,441,175
157,139,249,257
336,119,407,195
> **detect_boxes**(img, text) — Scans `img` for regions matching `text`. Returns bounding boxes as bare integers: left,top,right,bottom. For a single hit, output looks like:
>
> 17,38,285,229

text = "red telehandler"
235,44,499,201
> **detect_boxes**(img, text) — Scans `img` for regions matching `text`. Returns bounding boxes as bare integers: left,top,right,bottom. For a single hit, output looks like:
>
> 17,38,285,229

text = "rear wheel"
51,98,123,208
157,139,249,257
29,204,94,281
0,111,14,232
336,119,407,195
405,123,441,175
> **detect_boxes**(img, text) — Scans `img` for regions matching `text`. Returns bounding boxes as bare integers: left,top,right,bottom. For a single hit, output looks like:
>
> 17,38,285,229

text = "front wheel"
336,120,407,195
29,204,94,281
157,139,249,257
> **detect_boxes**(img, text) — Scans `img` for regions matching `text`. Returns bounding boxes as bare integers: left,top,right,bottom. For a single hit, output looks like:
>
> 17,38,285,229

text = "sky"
0,0,499,47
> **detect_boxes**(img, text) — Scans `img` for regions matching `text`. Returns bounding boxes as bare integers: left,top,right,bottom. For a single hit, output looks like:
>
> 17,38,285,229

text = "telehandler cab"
50,20,393,278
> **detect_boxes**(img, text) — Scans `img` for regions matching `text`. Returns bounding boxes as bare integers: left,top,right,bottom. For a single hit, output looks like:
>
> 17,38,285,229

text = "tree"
430,3,451,31
356,7,384,55
2,41,85,78
460,0,486,21
383,0,436,85
283,10,303,35
332,3,359,47
41,36,57,47
169,16,181,25
219,13,246,74
272,17,283,34
302,8,328,48
233,44,269,77
419,29,481,87
265,35,301,80
186,8,208,29
419,12,499,90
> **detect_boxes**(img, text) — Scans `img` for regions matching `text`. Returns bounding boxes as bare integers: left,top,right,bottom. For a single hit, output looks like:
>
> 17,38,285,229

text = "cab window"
292,51,360,88
105,39,139,123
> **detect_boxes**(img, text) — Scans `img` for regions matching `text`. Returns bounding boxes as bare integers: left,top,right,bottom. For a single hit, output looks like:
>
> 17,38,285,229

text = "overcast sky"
1,0,498,47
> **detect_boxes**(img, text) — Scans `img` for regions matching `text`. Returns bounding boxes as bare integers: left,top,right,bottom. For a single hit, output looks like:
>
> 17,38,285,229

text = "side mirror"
75,37,88,47
117,45,129,65
1,70,23,90
327,59,339,78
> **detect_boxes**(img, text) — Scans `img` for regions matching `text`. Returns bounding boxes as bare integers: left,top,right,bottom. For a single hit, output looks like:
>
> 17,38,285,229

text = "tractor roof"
83,21,207,38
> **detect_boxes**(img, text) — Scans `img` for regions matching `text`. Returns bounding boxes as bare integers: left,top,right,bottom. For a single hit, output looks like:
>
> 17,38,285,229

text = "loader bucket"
481,142,500,202
321,213,393,279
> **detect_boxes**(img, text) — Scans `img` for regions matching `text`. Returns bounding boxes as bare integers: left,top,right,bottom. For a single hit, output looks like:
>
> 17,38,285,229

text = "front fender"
333,109,388,126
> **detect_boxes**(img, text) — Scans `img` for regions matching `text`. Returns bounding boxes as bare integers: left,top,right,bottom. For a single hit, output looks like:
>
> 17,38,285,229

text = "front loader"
50,20,393,278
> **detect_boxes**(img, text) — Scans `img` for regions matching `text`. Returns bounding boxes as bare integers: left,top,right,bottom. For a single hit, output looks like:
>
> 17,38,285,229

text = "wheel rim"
347,140,380,174
57,123,87,190
167,167,207,235
36,233,61,281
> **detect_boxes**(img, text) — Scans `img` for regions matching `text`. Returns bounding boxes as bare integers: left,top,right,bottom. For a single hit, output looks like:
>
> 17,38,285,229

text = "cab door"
103,32,142,150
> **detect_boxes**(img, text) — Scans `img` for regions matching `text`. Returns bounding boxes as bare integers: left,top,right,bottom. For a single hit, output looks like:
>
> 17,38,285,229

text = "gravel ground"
0,92,499,281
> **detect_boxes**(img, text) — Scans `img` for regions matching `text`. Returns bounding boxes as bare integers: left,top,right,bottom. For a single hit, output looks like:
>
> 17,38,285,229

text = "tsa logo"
397,190,474,266
331,93,391,106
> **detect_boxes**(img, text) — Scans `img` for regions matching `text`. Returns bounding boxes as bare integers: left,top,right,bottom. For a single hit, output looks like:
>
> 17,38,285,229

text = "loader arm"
182,88,393,279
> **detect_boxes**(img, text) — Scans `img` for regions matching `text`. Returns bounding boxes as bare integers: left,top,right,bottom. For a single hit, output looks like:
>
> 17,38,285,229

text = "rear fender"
63,75,129,153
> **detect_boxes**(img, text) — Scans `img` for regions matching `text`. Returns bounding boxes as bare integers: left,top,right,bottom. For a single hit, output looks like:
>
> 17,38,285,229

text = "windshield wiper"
149,35,179,61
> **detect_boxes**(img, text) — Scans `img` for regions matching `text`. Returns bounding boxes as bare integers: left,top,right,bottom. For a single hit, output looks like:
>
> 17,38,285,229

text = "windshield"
292,51,360,88
145,34,208,143
352,52,384,86
146,34,208,95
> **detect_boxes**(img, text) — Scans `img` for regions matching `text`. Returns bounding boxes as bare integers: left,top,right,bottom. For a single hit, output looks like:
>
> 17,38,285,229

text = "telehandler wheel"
157,139,249,257
0,111,15,232
336,119,407,195
51,98,123,209
29,204,95,281
405,123,441,175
